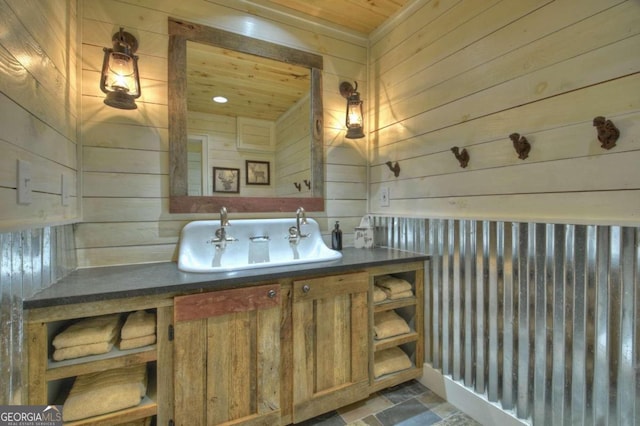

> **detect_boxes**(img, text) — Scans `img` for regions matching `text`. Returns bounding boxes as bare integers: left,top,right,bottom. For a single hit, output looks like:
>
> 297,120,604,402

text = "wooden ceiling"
260,0,410,34
187,0,409,121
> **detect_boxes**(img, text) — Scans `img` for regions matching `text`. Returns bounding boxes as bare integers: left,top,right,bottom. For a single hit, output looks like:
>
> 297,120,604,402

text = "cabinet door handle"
302,284,310,293
267,289,277,298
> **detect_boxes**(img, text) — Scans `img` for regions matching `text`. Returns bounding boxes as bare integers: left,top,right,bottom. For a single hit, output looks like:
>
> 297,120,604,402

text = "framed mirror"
168,18,324,213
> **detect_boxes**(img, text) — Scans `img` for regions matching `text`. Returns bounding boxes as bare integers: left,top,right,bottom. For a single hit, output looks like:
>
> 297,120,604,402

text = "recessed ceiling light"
212,96,228,103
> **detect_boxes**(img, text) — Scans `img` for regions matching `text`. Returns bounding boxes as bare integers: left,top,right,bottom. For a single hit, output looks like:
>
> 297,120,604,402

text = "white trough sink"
178,218,342,273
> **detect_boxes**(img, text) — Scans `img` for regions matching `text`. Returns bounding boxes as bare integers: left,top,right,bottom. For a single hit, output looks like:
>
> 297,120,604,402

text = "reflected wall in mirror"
169,18,324,213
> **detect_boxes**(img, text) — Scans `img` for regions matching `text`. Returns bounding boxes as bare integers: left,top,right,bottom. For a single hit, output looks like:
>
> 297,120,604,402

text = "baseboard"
419,364,529,426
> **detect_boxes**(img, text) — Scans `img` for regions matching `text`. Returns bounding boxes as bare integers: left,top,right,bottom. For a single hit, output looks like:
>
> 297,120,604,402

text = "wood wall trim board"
368,190,640,227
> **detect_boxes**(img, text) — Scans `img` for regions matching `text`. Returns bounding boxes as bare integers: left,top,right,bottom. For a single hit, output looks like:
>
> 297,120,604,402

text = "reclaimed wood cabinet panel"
173,284,281,426
292,272,369,423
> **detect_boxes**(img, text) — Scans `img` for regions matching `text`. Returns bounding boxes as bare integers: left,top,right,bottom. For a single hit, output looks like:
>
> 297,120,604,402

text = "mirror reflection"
168,18,325,213
186,41,311,197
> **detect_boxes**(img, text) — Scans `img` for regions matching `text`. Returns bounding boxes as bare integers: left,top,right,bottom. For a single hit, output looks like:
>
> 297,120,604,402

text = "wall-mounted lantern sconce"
100,27,141,110
339,81,365,139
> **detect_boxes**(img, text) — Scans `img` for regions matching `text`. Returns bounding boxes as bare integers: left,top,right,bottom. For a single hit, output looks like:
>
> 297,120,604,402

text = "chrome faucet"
211,206,236,250
288,207,309,244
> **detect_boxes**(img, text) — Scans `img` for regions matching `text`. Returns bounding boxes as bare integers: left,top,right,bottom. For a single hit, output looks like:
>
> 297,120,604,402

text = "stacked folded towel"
119,310,157,350
374,310,411,340
373,286,387,303
52,314,122,361
375,275,413,300
374,347,412,378
62,363,148,421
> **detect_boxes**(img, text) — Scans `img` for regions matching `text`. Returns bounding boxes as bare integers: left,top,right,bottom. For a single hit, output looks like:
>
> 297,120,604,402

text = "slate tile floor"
297,381,482,426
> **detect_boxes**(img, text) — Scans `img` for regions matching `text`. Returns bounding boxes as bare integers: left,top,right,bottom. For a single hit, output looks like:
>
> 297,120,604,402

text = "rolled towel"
119,334,156,350
375,275,412,295
374,310,411,340
53,334,117,361
374,347,412,378
373,286,387,303
63,363,147,422
52,314,122,349
121,311,156,340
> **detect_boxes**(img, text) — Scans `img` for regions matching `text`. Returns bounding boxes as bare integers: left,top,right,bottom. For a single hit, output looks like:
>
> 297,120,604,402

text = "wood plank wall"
76,0,368,267
369,0,640,225
0,0,79,231
275,94,311,197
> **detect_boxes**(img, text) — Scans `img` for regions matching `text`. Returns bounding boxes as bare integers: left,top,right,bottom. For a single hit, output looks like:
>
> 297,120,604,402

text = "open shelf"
47,345,157,381
374,297,416,313
374,331,419,352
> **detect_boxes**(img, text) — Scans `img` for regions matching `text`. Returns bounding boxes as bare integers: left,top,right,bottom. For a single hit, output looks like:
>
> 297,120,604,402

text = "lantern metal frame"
339,81,365,139
100,28,141,110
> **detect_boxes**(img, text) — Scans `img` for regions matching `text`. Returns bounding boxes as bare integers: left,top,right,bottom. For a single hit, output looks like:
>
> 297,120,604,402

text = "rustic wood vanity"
23,248,428,425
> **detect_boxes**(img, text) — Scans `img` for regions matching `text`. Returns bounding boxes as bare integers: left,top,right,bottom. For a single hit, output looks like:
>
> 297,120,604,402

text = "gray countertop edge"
24,248,430,310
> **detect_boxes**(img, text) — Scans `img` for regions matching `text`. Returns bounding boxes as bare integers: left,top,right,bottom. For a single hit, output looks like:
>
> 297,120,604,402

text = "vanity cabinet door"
173,284,281,426
292,272,370,423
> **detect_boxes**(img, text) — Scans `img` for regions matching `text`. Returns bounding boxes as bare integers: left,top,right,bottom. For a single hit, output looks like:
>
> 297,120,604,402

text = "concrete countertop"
24,248,430,309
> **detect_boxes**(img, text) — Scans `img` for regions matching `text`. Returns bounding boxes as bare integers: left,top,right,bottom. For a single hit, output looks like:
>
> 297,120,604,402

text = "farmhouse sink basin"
178,217,342,273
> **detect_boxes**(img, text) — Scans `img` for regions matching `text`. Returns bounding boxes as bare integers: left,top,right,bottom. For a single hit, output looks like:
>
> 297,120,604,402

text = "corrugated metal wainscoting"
0,225,76,404
373,217,639,425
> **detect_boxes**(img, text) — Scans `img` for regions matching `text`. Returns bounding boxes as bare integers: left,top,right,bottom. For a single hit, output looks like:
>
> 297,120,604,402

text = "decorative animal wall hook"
304,179,311,190
510,133,531,160
294,182,301,191
451,146,470,168
385,161,401,177
593,116,620,150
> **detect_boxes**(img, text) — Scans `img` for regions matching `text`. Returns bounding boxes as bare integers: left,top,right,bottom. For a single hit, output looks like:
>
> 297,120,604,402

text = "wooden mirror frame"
168,18,325,213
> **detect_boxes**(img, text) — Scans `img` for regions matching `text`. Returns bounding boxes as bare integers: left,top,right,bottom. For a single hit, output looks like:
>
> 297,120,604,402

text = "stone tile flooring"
297,381,482,426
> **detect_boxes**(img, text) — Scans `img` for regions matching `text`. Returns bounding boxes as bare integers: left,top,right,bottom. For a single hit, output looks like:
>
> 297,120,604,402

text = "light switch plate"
17,160,32,205
380,186,390,207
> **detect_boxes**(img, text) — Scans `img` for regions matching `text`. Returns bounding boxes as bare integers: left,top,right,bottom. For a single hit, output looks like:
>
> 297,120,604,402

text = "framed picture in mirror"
213,167,240,193
246,160,270,185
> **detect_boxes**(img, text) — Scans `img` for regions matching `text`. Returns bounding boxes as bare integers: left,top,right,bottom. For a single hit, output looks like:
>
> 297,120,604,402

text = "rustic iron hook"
451,146,469,168
593,116,620,150
510,133,531,160
385,161,401,177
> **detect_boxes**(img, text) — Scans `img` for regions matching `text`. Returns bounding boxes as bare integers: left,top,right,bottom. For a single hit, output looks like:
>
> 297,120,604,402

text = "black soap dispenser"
331,221,343,250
